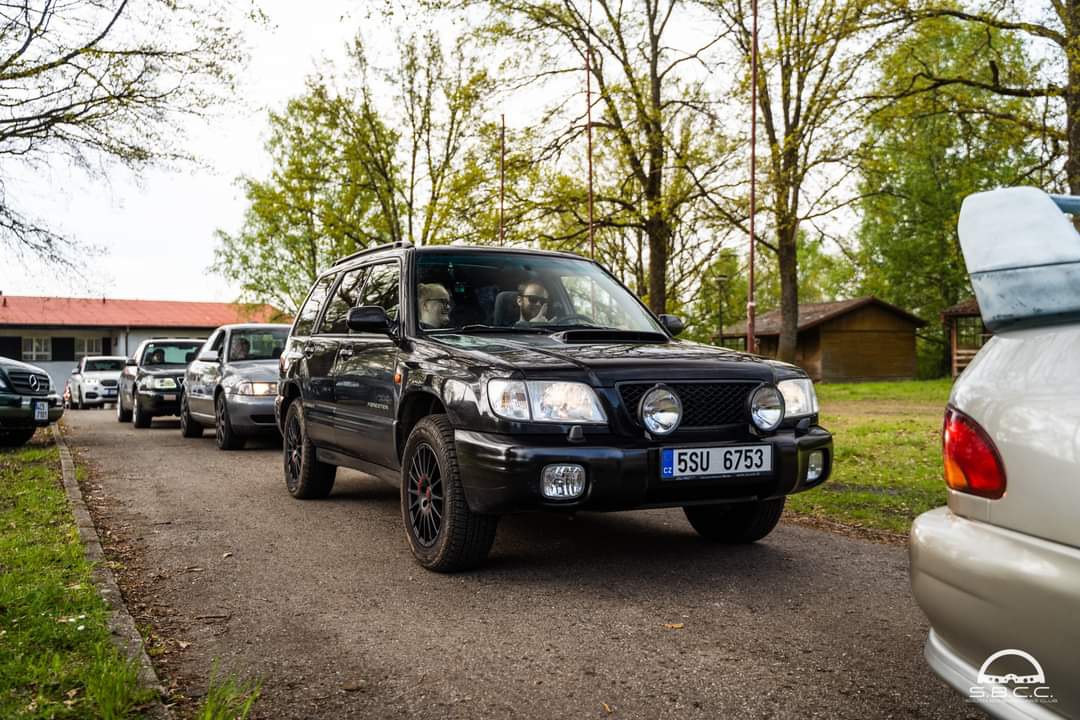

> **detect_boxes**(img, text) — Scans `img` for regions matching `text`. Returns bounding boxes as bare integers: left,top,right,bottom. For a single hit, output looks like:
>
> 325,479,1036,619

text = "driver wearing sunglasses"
516,281,550,324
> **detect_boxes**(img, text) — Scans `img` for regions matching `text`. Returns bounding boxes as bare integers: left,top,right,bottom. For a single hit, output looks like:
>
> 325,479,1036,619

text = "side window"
317,267,367,335
293,275,335,337
205,330,225,356
358,262,400,321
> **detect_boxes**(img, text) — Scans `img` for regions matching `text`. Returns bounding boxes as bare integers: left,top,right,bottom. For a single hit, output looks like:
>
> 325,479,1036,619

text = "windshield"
228,328,289,362
141,341,203,366
413,251,663,334
84,359,124,372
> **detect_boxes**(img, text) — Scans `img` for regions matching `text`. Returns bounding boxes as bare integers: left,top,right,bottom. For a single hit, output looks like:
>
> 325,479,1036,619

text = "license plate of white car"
33,401,48,421
162,393,176,402
660,445,772,480
103,389,116,396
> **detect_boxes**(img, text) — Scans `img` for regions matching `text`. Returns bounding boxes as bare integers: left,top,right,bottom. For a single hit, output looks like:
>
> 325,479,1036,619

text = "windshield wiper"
429,324,552,334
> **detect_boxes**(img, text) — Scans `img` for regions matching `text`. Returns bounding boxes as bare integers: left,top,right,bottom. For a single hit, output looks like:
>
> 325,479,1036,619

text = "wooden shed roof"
940,297,981,319
722,296,926,338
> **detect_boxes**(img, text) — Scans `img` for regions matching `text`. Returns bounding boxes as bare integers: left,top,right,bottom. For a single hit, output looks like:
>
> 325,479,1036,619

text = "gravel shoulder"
65,410,982,719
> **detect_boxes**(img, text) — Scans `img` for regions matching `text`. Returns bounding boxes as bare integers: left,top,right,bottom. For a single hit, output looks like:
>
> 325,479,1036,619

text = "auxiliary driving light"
541,464,586,500
807,450,825,482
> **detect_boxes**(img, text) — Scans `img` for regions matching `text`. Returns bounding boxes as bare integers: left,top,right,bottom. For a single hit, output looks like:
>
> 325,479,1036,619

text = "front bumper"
226,393,279,434
911,507,1080,719
455,426,831,514
0,393,64,427
136,389,181,416
78,386,119,404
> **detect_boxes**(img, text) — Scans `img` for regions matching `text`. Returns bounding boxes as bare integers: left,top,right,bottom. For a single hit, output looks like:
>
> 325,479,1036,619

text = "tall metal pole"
585,1,596,259
746,0,758,353
499,113,506,246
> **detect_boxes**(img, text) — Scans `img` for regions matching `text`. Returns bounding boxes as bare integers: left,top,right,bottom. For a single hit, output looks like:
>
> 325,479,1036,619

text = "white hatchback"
910,187,1080,719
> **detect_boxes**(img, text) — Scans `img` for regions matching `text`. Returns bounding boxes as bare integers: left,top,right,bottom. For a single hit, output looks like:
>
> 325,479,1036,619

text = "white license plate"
33,401,48,421
661,445,772,480
162,394,177,402
103,389,116,396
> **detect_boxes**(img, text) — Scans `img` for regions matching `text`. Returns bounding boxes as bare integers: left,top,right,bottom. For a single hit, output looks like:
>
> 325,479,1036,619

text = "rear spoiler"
958,186,1080,332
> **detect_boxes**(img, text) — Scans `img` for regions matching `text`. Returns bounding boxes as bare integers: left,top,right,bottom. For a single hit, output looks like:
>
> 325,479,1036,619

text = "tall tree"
0,0,241,262
857,14,1045,375
706,0,904,361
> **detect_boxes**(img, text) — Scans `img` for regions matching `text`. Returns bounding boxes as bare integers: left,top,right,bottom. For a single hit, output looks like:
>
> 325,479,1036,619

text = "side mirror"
125,357,137,367
71,368,79,375
347,305,393,334
659,314,685,336
197,350,220,363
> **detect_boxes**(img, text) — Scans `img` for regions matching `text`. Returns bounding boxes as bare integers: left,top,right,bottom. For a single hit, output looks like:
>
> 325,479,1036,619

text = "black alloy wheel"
179,394,203,438
282,400,335,498
400,415,498,572
75,388,83,410
116,387,132,422
214,393,244,450
132,393,151,428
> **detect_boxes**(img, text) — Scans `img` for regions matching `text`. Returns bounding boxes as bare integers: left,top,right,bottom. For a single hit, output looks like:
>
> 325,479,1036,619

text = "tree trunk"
1069,0,1080,194
646,214,668,314
776,222,799,363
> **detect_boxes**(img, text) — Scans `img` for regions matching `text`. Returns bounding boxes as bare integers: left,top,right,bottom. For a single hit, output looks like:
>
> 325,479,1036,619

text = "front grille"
101,379,118,387
8,370,50,396
618,381,755,428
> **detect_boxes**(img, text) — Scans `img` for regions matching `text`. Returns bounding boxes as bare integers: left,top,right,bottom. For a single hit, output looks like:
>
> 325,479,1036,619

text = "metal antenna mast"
499,113,506,246
746,0,759,353
585,0,596,259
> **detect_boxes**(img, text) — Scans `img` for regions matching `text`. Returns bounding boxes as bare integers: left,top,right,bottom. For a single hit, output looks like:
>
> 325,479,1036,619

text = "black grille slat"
8,370,50,396
101,379,118,387
618,382,754,428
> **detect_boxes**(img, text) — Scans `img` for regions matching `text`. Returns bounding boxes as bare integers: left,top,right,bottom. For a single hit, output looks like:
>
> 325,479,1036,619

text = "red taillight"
942,406,1006,499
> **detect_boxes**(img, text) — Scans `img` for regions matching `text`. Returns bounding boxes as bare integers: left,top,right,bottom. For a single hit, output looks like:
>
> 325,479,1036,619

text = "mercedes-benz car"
67,355,126,409
0,356,63,446
117,338,204,428
277,243,833,572
910,187,1080,719
180,323,291,449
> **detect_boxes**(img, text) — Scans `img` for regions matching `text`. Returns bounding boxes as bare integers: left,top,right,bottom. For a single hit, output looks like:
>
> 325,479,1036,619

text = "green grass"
0,433,154,719
195,664,261,720
787,379,952,535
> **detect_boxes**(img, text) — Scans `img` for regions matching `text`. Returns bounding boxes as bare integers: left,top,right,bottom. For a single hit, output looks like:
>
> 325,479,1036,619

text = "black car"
117,338,204,428
277,243,833,572
180,323,291,449
0,356,63,446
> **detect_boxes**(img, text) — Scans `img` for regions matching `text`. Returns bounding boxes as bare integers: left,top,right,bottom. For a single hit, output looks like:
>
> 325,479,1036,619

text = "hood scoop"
550,329,669,344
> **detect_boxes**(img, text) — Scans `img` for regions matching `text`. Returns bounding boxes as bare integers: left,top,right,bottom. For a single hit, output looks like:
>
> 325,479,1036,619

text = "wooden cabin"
941,297,989,378
720,297,926,382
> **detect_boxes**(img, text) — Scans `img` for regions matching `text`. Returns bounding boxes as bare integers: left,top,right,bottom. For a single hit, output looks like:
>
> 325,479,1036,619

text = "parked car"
0,356,63,446
180,323,291,449
910,187,1080,719
67,355,126,409
277,242,833,572
117,338,204,428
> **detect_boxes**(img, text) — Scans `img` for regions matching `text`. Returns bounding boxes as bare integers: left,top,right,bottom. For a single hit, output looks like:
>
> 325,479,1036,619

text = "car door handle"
339,346,354,359
303,346,315,357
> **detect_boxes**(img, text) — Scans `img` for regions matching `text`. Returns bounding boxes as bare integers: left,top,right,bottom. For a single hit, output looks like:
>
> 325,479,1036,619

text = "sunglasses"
520,294,548,305
424,298,452,310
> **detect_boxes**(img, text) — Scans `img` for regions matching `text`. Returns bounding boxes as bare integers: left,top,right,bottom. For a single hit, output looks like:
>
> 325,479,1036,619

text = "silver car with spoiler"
910,187,1080,719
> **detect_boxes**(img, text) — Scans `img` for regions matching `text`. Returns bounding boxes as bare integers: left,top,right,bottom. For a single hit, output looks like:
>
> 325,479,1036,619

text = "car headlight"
236,381,277,396
639,385,682,435
749,384,784,432
0,374,8,391
778,378,818,417
487,379,606,423
141,377,177,390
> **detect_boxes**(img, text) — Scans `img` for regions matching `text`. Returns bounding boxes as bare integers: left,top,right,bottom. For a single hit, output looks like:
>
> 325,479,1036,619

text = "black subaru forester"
277,243,832,572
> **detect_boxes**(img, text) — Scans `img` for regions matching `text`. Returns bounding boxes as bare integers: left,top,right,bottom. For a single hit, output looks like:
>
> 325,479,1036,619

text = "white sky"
0,0,378,303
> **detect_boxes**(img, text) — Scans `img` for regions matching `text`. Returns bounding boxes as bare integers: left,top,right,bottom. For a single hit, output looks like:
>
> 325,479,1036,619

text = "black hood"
429,332,801,385
140,366,186,378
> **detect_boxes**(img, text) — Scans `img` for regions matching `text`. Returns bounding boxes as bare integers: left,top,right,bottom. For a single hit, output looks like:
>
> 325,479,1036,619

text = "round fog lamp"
640,385,682,436
749,385,784,432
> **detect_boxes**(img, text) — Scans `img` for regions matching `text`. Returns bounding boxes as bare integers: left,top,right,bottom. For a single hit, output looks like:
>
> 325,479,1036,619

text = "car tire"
179,394,203,438
215,392,245,450
74,389,83,410
132,396,152,428
683,497,785,543
282,400,335,498
117,390,132,422
400,415,498,573
0,428,36,447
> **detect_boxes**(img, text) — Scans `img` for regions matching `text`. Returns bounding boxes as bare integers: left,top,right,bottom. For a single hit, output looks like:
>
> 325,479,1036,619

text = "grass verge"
0,431,154,718
786,379,953,536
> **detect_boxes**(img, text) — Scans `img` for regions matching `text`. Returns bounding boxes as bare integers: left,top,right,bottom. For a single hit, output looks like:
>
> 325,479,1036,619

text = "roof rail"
331,240,413,267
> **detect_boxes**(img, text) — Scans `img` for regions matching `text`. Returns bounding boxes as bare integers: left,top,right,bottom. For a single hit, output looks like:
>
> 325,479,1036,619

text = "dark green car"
0,356,64,447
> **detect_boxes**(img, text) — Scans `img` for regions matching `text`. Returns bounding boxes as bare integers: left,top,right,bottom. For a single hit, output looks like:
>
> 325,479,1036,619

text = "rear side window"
293,275,335,337
318,267,367,335
358,262,400,321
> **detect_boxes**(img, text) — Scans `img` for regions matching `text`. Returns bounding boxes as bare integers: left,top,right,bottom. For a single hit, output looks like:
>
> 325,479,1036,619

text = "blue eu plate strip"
661,448,674,478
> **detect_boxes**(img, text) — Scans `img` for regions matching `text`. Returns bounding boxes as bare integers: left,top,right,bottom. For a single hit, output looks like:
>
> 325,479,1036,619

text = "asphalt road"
64,409,981,719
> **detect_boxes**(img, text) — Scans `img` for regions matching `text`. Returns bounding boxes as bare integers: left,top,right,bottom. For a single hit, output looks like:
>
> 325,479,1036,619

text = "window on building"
955,316,988,350
22,337,51,362
75,337,102,361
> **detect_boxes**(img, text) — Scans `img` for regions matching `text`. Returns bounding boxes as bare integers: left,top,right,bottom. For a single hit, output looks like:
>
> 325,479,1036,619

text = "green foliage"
0,437,154,719
195,663,261,720
857,15,1047,377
